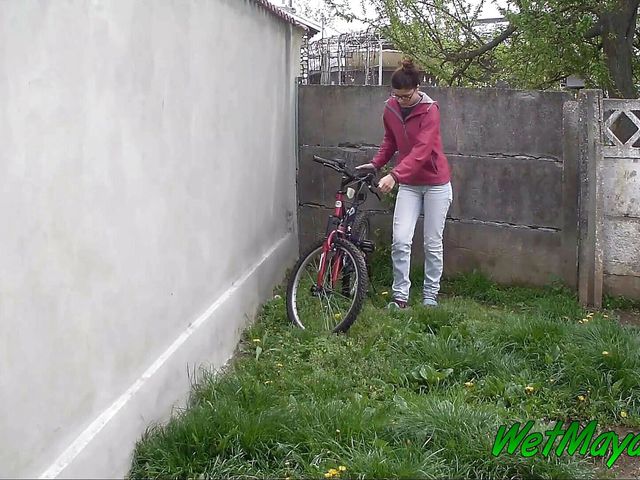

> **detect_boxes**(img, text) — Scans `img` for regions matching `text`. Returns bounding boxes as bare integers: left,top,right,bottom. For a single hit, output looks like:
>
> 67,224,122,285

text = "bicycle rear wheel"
286,237,368,333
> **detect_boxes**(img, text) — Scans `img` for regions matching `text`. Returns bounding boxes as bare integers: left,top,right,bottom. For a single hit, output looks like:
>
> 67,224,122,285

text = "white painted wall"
0,1,302,477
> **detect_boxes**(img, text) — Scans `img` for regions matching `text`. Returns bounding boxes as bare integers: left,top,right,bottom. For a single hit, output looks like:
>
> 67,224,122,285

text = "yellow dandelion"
381,291,389,296
525,386,535,394
578,395,586,401
324,473,332,478
252,338,261,343
328,468,339,475
334,313,342,320
602,351,610,356
464,381,474,388
621,411,628,418
338,466,347,472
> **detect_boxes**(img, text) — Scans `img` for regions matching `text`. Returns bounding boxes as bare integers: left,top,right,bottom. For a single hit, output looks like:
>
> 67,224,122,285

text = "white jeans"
391,182,453,303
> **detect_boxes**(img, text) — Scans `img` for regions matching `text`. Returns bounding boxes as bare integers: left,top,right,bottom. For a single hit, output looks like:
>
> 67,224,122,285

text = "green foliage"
326,0,640,96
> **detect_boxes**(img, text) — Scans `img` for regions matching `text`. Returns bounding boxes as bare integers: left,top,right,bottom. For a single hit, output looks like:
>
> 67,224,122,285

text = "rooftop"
251,0,321,35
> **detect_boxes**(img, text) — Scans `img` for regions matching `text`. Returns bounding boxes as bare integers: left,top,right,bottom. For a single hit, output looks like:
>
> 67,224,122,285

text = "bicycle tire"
286,237,368,333
351,211,370,244
351,211,372,267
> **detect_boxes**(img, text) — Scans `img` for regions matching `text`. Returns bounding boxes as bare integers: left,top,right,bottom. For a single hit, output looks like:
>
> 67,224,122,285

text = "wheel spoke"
288,239,366,333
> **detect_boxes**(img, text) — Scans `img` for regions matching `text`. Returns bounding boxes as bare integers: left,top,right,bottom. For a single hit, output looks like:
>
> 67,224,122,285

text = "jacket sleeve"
390,104,440,183
371,113,397,170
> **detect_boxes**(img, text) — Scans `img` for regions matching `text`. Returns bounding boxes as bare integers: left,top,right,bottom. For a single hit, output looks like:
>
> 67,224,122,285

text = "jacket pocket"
431,152,439,173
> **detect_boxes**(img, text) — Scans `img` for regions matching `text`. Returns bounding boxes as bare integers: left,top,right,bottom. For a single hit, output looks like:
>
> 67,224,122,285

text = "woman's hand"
378,174,396,194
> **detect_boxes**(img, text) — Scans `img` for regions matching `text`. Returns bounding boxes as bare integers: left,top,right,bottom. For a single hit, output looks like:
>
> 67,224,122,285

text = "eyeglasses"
391,89,415,100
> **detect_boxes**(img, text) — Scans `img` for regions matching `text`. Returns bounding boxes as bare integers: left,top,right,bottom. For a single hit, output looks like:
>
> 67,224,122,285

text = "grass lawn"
129,246,640,479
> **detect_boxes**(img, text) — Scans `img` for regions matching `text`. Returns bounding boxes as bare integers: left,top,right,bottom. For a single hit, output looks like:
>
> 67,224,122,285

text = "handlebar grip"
355,163,377,171
313,155,346,168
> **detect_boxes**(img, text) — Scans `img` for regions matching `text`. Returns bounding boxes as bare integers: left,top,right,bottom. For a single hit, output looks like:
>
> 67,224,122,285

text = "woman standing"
357,59,453,309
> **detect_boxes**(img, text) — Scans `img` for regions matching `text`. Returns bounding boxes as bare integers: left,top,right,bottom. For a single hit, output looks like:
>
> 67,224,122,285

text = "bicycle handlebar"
312,155,381,202
312,155,379,188
311,155,346,172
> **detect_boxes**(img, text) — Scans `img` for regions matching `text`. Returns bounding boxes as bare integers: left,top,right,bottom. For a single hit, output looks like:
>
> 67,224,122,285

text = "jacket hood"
417,91,435,104
385,90,435,108
384,91,436,122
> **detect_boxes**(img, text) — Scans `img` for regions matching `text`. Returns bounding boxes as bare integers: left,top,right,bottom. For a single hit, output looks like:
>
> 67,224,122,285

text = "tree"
326,0,640,98
292,0,336,34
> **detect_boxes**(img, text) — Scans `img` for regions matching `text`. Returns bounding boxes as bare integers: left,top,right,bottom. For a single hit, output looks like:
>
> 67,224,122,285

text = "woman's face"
392,87,417,106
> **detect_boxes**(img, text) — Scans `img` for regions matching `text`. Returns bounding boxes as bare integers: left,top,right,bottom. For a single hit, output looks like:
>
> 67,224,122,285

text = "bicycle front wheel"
286,237,368,333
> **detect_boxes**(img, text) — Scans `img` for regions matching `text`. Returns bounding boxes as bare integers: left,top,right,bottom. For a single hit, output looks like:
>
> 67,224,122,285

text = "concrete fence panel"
297,86,580,289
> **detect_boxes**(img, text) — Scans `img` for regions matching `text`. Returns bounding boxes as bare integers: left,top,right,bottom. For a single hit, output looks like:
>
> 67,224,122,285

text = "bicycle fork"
316,231,343,290
316,191,346,291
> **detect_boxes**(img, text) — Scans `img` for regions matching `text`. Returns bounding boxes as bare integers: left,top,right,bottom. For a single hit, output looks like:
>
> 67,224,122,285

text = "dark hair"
391,58,420,89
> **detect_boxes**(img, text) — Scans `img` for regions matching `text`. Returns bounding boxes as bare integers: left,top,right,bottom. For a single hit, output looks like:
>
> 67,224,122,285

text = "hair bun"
401,58,415,71
391,57,420,89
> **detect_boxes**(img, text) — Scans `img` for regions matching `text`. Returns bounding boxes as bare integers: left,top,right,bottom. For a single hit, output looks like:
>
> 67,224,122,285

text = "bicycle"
286,155,381,333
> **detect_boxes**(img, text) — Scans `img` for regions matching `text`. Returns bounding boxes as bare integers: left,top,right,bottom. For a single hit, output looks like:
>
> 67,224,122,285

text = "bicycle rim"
289,241,362,332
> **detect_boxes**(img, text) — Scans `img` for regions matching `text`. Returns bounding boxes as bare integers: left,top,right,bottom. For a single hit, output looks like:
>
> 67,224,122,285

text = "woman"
357,58,452,309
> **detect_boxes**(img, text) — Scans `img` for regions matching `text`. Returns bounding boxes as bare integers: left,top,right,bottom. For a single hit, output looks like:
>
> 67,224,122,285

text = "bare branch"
447,24,517,60
415,0,484,42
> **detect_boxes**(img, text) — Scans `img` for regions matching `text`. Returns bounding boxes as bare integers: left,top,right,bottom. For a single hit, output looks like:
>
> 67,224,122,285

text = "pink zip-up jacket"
371,91,451,186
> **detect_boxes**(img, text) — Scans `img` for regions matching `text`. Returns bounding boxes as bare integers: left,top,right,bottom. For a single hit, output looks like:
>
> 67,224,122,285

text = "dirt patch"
615,310,640,328
594,425,640,479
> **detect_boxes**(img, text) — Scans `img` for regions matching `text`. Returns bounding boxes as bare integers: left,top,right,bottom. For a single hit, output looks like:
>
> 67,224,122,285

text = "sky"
280,0,506,39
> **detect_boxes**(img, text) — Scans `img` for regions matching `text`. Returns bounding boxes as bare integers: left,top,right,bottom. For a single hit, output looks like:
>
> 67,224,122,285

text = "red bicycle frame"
317,191,346,288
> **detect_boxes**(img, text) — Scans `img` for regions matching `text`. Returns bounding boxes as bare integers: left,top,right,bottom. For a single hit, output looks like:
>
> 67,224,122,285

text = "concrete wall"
0,1,302,477
298,86,579,288
601,101,640,300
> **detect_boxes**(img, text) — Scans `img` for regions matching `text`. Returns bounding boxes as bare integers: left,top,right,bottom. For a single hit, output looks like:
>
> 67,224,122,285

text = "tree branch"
416,0,484,43
447,24,517,60
403,2,448,52
625,0,640,39
584,21,603,39
450,57,475,85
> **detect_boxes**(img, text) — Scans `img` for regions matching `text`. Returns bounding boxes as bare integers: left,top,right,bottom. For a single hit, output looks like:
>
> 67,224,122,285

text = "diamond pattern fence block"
603,100,640,158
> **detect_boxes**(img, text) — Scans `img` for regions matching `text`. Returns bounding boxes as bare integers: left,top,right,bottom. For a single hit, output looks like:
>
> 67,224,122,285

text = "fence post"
577,90,604,308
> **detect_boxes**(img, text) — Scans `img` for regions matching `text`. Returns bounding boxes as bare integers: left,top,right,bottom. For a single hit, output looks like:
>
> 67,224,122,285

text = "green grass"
603,293,640,312
128,246,640,479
